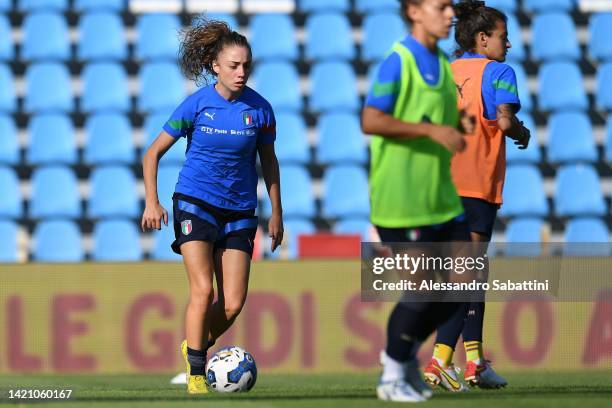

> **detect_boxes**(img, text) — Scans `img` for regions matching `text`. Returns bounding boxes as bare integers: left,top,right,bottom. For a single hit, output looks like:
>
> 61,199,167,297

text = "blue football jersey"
366,34,442,113
459,52,521,119
163,84,276,211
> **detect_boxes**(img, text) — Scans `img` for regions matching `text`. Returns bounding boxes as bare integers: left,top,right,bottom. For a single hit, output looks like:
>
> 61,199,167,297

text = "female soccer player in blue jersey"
424,0,531,392
362,0,475,402
141,18,283,394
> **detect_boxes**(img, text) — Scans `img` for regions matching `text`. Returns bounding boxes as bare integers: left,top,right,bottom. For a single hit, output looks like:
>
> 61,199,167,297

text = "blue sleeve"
258,104,276,145
365,52,402,114
162,96,197,138
489,63,521,111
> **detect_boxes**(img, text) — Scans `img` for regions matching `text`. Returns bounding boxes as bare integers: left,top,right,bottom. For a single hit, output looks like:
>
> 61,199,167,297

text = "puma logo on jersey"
204,112,216,120
456,78,471,99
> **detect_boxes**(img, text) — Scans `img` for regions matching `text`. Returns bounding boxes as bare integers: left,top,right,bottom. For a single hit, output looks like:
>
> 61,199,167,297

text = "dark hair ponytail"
179,16,251,85
453,0,507,57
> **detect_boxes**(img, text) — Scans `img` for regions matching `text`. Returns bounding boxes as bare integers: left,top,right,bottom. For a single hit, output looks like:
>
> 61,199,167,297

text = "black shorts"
171,193,258,257
460,197,499,239
375,213,471,243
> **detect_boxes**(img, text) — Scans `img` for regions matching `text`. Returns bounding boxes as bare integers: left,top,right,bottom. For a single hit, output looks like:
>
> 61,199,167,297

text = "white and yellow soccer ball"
205,346,257,392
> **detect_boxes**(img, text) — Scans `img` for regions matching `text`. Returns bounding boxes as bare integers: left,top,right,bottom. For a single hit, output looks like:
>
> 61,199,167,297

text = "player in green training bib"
361,0,475,402
368,41,463,228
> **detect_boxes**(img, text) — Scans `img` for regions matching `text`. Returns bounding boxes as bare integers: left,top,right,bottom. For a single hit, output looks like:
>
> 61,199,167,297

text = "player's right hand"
459,109,476,134
141,202,168,231
428,125,466,153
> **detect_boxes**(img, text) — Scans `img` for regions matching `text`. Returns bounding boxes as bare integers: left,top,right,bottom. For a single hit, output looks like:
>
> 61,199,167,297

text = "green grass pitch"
1,372,611,407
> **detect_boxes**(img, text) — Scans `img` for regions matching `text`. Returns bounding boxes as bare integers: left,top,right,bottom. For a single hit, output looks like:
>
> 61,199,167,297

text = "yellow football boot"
181,339,208,394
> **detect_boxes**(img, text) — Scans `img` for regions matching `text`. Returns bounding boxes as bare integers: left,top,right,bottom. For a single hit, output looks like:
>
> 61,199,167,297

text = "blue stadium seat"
261,165,315,218
24,63,73,113
596,62,612,111
0,116,19,165
589,13,612,61
506,13,525,62
274,112,310,164
207,13,238,29
267,218,315,260
81,62,130,112
157,164,181,216
524,0,574,12
499,164,548,218
253,62,302,111
27,114,77,165
506,62,531,112
0,166,21,218
362,13,405,62
316,113,366,165
92,219,143,261
143,111,187,164
299,0,348,12
310,62,359,112
538,62,587,112
30,166,81,219
322,165,369,218
484,0,517,13
564,219,610,256
75,0,124,11
250,14,298,61
138,62,186,112
78,12,127,61
89,165,139,218
606,115,612,163
33,220,84,262
136,13,181,61
152,224,182,261
555,164,606,217
19,0,67,11
504,218,545,257
0,16,13,61
305,13,355,61
547,112,597,164
356,0,397,12
333,217,371,241
84,113,134,164
0,220,19,262
532,13,579,61
564,218,609,256
505,113,541,164
22,12,70,61
0,64,16,112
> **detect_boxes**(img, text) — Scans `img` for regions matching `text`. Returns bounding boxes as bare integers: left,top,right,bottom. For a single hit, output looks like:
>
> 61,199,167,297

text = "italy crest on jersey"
181,220,192,235
243,112,253,126
407,228,420,242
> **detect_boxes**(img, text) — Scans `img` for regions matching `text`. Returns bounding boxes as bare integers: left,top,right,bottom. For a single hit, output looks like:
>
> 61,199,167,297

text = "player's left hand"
514,124,531,149
268,213,284,252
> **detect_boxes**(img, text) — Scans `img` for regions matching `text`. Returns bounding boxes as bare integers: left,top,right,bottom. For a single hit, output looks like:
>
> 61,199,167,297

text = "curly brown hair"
179,16,251,86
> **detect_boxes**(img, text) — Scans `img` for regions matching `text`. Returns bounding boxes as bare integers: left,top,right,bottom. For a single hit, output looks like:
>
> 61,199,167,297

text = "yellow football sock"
464,341,483,362
433,343,454,367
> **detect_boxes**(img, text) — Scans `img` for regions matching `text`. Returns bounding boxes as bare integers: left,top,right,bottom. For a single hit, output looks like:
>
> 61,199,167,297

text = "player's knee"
189,280,214,307
224,299,245,320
